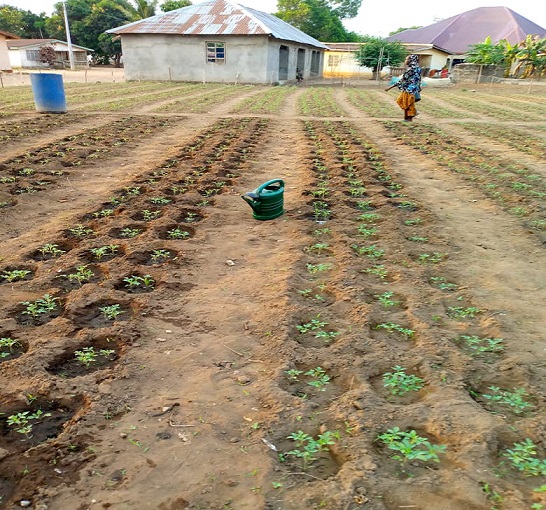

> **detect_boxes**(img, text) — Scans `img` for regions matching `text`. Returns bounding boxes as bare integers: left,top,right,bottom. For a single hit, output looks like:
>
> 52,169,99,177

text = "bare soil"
0,79,545,510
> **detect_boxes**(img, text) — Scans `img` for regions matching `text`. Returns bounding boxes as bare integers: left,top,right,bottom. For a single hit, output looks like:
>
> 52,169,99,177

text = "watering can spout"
242,192,260,211
241,179,285,221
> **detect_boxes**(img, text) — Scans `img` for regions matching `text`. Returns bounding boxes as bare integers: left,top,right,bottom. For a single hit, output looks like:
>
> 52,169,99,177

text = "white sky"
6,0,546,38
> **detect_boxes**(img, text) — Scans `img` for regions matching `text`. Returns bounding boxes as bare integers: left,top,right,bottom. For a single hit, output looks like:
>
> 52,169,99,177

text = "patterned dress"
395,55,422,119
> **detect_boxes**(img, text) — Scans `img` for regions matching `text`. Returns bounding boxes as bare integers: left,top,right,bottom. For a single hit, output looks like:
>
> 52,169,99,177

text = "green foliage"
377,427,446,464
466,36,507,65
74,346,116,367
459,335,504,355
304,367,331,391
90,245,119,261
99,304,124,320
20,294,59,319
383,366,424,396
482,386,533,415
375,322,414,339
7,410,52,438
1,269,31,283
160,0,191,12
0,5,47,38
0,337,22,358
286,429,339,469
167,227,190,239
502,439,546,476
354,37,406,71
123,274,155,290
63,265,94,286
39,243,66,258
375,291,400,308
276,0,362,42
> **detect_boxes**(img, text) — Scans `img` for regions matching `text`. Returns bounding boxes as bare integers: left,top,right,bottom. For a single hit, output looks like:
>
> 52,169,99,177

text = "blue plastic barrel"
30,73,67,113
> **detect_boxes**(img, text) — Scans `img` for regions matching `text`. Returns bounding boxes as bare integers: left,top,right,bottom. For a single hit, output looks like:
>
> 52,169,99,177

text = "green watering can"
241,179,285,220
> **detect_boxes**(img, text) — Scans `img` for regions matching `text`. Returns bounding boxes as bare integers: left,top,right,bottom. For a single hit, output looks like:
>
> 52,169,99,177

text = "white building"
107,0,328,84
7,39,92,69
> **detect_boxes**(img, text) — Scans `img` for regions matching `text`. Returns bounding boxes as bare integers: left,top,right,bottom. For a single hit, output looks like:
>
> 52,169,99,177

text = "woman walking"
386,54,422,122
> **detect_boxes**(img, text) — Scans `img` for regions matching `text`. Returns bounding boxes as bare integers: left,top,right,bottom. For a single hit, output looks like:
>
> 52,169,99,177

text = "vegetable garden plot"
382,121,546,242
0,82,544,510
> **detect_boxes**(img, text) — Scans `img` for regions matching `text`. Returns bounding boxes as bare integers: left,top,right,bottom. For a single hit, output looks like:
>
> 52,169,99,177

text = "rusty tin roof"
106,0,328,49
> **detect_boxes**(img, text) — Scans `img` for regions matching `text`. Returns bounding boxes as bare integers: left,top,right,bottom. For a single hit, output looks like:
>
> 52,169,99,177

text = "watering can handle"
255,179,284,194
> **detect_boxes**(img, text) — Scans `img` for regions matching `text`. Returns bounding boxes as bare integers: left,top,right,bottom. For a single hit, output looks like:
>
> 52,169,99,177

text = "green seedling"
313,228,330,236
18,168,34,176
284,369,303,381
356,225,378,237
383,366,424,396
459,335,504,355
482,386,533,415
305,367,331,391
39,244,66,258
21,294,59,319
358,212,380,223
404,218,422,226
123,274,155,290
1,269,31,283
377,427,446,465
286,430,338,469
375,291,400,308
124,186,141,196
90,245,119,261
351,244,384,260
7,410,52,438
120,228,141,238
63,265,94,286
297,317,328,334
74,346,116,367
149,197,171,205
502,439,546,476
141,209,161,221
407,236,428,242
306,263,332,274
184,212,200,222
356,200,373,211
375,322,414,339
167,227,190,239
99,304,124,320
418,252,446,264
363,264,388,279
0,337,22,358
480,482,503,509
429,276,458,291
68,224,94,237
314,330,339,341
305,243,329,254
92,209,113,219
150,249,171,263
447,306,481,319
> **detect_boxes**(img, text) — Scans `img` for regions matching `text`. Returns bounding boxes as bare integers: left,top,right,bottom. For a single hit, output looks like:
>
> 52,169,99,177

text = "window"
26,50,41,61
328,55,341,67
206,42,225,64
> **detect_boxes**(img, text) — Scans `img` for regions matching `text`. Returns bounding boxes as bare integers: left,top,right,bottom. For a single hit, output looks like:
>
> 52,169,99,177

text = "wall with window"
119,34,325,84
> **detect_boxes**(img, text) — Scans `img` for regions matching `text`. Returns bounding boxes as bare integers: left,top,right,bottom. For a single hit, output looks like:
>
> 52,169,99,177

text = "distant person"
385,54,422,122
440,66,449,78
296,68,303,84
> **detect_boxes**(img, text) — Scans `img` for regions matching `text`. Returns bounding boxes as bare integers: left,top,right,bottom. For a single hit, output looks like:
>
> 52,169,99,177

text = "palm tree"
111,0,158,22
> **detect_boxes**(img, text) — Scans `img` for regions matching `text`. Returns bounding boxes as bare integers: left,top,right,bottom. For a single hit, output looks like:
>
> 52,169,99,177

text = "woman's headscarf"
407,54,419,68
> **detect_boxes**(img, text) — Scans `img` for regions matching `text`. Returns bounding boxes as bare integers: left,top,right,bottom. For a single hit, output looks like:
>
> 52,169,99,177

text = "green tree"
160,0,191,12
513,35,546,78
354,37,406,74
277,0,361,42
0,4,48,38
465,36,506,65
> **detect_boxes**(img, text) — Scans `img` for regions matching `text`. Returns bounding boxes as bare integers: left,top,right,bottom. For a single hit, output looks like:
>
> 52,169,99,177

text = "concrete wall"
120,34,324,84
0,36,11,71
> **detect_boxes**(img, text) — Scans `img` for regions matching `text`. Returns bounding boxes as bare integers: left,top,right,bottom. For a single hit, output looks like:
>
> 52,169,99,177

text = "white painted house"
7,39,91,69
107,0,328,84
0,30,19,72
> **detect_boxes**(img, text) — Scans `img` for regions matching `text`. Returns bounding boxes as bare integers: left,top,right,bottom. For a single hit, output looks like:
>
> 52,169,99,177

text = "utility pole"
62,0,76,70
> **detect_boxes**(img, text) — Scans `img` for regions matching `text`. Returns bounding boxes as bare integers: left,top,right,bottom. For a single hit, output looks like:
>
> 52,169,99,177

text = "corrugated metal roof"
7,39,93,51
386,7,546,54
107,0,328,49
